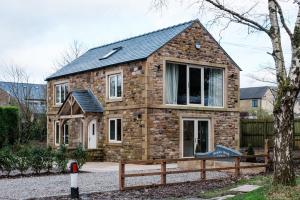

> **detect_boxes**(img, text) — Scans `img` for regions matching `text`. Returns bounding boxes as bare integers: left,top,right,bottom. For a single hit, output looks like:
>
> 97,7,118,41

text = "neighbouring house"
0,81,46,114
46,19,241,161
240,86,300,118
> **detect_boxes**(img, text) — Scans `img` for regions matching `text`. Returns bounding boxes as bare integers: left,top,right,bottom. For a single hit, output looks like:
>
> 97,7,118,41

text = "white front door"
88,119,97,149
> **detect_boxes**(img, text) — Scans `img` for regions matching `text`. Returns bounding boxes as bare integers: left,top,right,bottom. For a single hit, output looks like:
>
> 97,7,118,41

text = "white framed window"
108,73,122,99
55,121,60,146
63,124,69,145
165,63,224,107
109,118,122,143
55,83,68,105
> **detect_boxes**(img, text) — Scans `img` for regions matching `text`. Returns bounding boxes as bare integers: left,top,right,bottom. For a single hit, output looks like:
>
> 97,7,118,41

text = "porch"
55,90,103,150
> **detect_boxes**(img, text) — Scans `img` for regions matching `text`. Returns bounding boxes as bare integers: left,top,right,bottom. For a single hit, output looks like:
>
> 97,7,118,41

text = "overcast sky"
0,0,296,87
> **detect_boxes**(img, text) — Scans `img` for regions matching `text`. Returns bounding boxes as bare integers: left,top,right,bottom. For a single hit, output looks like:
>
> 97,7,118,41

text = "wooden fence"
240,119,300,149
119,154,269,191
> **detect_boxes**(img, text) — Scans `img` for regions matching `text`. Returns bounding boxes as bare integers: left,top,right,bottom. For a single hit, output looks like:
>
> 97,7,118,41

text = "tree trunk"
273,87,296,186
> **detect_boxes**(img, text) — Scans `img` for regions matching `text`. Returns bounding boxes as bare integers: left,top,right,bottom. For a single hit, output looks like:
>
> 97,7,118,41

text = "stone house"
0,81,46,114
240,86,300,118
46,19,241,161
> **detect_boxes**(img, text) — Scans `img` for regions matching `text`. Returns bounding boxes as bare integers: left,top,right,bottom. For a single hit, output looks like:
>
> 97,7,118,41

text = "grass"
198,175,300,200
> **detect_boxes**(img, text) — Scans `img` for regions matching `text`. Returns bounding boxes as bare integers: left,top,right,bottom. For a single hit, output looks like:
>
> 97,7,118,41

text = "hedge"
0,106,19,148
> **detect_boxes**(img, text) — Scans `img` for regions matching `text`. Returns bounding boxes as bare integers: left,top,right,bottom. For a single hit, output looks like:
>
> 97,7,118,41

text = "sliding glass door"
182,119,210,157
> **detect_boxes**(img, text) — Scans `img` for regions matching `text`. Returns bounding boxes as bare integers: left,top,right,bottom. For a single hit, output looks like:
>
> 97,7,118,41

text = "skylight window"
99,46,122,60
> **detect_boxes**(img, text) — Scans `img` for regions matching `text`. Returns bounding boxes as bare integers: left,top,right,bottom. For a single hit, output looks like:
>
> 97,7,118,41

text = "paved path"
0,162,229,200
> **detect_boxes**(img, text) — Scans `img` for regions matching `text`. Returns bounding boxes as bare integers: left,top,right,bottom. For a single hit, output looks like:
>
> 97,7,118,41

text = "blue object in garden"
195,145,242,161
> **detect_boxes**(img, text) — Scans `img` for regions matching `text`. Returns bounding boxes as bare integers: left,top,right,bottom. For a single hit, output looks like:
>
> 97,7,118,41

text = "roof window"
99,46,122,60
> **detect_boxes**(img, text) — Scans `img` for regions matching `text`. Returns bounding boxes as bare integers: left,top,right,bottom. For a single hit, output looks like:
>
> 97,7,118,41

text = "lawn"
198,175,300,200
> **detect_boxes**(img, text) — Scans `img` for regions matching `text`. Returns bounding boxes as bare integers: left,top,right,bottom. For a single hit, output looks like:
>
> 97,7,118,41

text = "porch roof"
58,90,103,115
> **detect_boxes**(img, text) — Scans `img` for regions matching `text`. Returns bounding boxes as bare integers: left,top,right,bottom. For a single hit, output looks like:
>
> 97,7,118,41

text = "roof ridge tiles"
88,19,197,51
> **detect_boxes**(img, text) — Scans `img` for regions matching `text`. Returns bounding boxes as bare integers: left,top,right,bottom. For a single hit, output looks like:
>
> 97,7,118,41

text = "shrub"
30,147,46,174
71,144,87,169
44,146,54,173
0,107,19,148
195,143,202,153
55,145,68,172
246,144,256,162
15,147,31,175
0,148,16,176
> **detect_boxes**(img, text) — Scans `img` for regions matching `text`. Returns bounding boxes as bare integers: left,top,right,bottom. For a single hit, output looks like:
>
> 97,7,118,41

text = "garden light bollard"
70,161,79,199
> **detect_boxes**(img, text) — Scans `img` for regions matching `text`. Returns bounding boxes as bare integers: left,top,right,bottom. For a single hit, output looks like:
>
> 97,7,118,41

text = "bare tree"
2,64,36,143
154,0,299,185
54,40,86,69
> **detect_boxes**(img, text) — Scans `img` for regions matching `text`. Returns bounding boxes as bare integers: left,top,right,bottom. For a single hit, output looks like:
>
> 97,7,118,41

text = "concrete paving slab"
229,184,261,192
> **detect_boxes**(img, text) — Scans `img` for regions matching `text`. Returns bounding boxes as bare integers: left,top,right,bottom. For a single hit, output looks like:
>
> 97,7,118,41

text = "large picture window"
108,73,122,99
109,118,122,143
165,63,224,107
55,83,68,105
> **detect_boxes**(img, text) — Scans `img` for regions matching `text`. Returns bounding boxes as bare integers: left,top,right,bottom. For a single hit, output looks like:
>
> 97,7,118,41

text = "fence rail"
240,119,300,149
119,154,269,191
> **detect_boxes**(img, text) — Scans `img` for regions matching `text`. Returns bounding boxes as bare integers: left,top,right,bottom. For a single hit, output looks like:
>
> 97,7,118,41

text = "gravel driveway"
0,163,229,200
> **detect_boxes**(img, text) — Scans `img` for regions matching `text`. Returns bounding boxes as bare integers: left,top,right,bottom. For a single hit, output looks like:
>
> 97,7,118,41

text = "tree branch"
203,0,270,34
273,0,293,38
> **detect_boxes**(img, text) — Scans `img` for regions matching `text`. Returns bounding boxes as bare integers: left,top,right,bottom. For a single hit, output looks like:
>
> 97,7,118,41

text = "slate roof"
0,81,46,101
240,86,271,100
46,19,241,81
69,90,103,113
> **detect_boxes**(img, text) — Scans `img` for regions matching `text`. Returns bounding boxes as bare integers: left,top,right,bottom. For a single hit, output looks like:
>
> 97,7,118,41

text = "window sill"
163,104,225,109
107,142,122,146
54,103,63,107
106,98,123,103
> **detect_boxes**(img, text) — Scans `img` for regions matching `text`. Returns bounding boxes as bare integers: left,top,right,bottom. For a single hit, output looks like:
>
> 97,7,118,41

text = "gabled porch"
56,90,103,149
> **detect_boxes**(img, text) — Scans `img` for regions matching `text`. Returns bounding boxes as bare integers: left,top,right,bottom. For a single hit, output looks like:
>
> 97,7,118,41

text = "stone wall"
47,60,147,160
145,22,240,159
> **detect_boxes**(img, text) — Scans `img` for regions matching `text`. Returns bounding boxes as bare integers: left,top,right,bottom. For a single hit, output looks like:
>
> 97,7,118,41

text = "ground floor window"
182,119,210,157
55,121,60,146
109,118,122,143
63,123,69,145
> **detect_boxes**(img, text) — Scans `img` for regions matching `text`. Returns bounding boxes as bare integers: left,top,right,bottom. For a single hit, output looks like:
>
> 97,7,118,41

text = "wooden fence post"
201,160,206,180
235,157,241,177
119,161,125,191
161,161,166,185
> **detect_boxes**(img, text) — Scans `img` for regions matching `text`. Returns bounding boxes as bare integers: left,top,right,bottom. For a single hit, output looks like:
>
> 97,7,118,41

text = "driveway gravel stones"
34,178,236,200
0,170,229,199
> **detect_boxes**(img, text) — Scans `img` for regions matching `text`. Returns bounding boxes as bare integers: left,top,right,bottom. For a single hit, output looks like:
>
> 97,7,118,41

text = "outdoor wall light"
155,64,161,71
195,41,201,49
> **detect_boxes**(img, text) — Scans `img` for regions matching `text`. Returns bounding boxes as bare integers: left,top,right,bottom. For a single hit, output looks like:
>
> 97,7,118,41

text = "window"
109,118,122,142
165,63,224,107
63,124,69,145
55,83,68,105
108,73,122,99
252,99,258,108
55,121,60,146
100,47,122,60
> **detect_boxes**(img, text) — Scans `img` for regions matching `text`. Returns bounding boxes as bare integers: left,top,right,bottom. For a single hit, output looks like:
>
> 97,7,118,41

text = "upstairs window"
252,99,258,108
165,63,224,107
55,83,68,105
108,73,122,99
